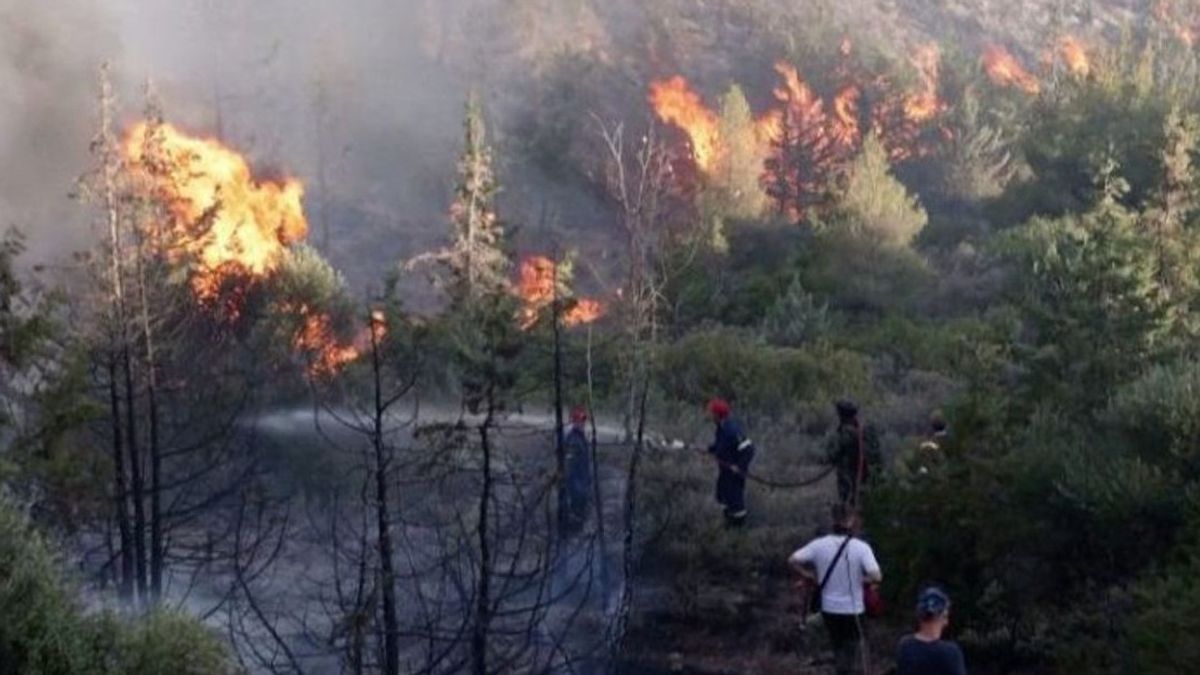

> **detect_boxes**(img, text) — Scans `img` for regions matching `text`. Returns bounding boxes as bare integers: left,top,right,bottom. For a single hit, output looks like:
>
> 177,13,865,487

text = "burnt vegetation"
7,0,1200,673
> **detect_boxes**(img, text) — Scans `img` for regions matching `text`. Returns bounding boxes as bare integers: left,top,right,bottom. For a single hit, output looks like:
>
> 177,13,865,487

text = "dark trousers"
822,612,866,675
563,487,589,537
715,468,746,517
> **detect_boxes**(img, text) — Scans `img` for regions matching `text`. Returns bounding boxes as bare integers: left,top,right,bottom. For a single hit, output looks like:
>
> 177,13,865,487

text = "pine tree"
448,93,508,306
1142,107,1200,344
1006,173,1172,414
763,77,836,224
940,90,1018,202
834,133,928,248
714,85,768,219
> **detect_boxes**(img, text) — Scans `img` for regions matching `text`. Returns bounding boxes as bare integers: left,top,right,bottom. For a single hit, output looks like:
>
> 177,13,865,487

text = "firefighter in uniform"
707,399,756,527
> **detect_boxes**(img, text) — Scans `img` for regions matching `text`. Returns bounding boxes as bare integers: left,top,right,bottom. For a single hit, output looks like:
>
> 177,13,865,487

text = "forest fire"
903,44,947,123
292,306,362,377
123,122,367,377
1058,36,1091,78
1156,0,1198,46
517,256,605,329
122,122,307,305
983,45,1041,94
648,76,722,172
288,306,389,377
650,43,950,183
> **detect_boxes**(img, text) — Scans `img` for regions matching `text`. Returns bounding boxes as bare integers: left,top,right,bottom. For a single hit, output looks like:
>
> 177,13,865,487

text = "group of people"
704,397,964,675
556,398,963,673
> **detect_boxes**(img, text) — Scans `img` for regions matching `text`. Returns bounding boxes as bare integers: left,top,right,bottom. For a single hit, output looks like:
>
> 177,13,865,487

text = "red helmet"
707,398,731,420
570,406,588,425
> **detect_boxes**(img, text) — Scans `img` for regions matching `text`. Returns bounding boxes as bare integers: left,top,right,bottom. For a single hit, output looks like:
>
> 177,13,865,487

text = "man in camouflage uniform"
827,399,881,508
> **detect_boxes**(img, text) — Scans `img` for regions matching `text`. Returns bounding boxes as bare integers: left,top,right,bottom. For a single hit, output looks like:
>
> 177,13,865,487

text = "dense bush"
0,501,232,675
656,326,870,424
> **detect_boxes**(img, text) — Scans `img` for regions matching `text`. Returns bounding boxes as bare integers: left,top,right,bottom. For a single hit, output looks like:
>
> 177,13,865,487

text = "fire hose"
680,443,837,490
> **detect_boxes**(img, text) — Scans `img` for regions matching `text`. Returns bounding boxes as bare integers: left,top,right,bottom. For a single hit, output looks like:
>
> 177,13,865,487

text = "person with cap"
905,410,949,478
706,398,755,527
789,505,882,675
563,406,593,537
827,399,881,508
895,586,966,675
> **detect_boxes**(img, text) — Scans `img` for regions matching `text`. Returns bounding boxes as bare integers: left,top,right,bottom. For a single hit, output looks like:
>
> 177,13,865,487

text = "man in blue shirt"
706,398,755,527
563,406,592,537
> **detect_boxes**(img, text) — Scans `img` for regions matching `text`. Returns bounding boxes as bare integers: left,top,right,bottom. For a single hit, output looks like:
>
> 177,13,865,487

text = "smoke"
0,0,118,263
1,0,480,279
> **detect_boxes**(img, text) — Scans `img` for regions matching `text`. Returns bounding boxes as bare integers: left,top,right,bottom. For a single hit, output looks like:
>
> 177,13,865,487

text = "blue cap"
917,587,951,618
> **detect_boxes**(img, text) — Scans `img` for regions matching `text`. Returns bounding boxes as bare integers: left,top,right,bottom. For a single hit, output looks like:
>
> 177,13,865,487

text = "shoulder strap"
818,536,853,593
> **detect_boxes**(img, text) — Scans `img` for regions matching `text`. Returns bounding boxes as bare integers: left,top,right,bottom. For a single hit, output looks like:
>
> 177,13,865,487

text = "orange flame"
1058,37,1090,78
122,122,307,305
983,45,1041,94
516,256,604,329
830,85,861,151
903,44,947,123
292,305,360,377
754,110,783,147
289,306,388,378
564,299,604,327
649,44,950,219
648,76,722,172
123,122,374,377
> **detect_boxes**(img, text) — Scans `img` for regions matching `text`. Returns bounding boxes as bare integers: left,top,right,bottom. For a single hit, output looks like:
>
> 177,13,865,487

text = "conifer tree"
448,93,509,306
763,80,836,223
834,133,928,247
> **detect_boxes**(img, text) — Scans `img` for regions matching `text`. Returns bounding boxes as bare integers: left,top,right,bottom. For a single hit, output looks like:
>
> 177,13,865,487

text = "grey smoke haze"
2,0,486,278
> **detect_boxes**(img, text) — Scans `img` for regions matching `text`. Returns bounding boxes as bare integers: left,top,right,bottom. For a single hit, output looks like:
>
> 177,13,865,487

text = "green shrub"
656,327,870,424
1107,360,1200,477
0,501,233,675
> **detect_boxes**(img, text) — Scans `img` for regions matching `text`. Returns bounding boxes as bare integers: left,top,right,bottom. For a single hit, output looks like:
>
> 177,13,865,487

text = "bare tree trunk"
585,326,610,599
122,347,147,602
472,395,495,675
148,374,162,600
133,220,164,603
99,65,137,605
371,328,400,675
108,358,135,603
612,374,649,660
552,257,567,541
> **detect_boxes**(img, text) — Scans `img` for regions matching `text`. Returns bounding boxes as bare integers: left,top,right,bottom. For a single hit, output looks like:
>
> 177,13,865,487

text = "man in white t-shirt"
789,506,882,675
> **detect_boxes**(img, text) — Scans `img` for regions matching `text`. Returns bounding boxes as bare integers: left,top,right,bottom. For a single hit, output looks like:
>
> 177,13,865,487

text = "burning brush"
122,121,368,378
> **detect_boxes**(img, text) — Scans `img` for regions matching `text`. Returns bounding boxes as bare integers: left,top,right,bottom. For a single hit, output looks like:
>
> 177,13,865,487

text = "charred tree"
90,64,137,604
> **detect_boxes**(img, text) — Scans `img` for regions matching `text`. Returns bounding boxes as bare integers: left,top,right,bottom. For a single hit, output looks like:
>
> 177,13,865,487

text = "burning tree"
763,64,840,224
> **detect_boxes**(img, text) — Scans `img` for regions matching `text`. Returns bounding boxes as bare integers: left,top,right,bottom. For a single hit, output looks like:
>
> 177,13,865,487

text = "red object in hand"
864,583,885,618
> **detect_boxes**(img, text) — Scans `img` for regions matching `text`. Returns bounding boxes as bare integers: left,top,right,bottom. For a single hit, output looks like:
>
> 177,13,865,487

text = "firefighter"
827,400,881,508
563,406,592,537
706,398,755,527
912,410,949,476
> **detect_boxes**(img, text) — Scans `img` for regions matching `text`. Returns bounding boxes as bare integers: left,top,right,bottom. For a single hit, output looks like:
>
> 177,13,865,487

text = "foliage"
656,326,870,423
800,227,931,316
0,231,54,373
1001,191,1173,414
1107,359,1200,478
831,133,928,248
700,85,771,251
936,89,1019,204
0,500,232,674
411,93,509,309
760,276,830,347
